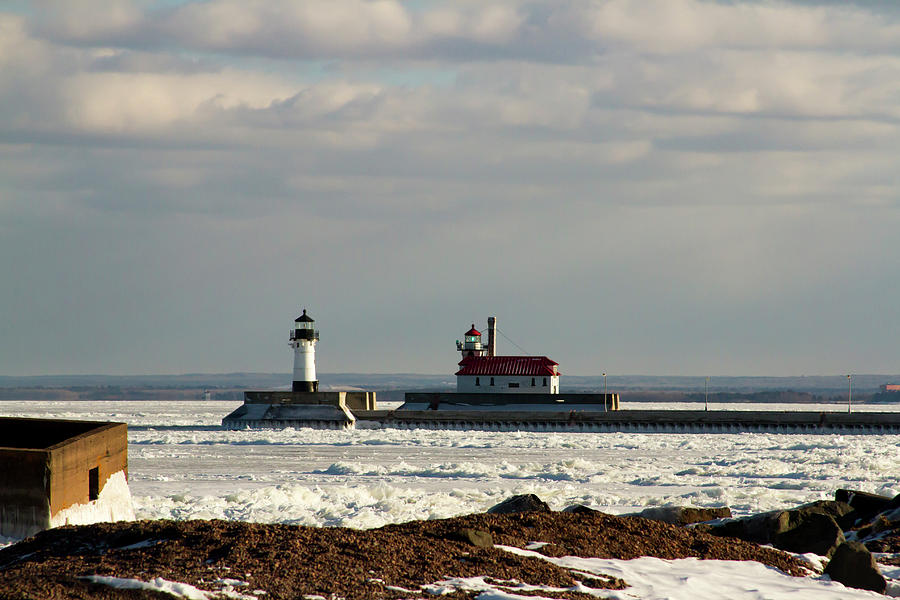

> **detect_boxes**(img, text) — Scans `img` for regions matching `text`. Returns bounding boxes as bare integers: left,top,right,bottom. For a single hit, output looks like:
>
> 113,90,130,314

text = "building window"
543,378,547,386
475,377,480,386
509,382,519,388
531,378,535,386
490,377,495,386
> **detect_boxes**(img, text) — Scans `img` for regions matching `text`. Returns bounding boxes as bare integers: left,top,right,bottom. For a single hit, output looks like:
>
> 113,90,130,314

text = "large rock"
787,501,858,532
487,494,551,515
637,506,732,526
773,512,844,557
708,510,791,544
824,541,886,593
449,528,493,548
562,504,601,515
797,500,855,530
835,489,893,520
710,506,845,552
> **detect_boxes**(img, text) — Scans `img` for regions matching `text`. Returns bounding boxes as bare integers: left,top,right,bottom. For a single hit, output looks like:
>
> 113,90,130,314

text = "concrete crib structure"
223,391,376,429
0,417,133,539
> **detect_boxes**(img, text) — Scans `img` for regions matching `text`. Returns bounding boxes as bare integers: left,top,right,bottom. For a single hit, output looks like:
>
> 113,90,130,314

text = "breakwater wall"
355,409,900,433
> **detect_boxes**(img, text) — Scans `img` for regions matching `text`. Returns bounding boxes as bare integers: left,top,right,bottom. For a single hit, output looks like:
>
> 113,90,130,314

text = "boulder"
888,493,900,511
487,494,551,515
823,541,886,593
637,506,732,526
796,500,855,530
562,504,601,515
835,490,893,520
773,512,844,557
708,510,791,544
709,506,846,550
450,528,493,548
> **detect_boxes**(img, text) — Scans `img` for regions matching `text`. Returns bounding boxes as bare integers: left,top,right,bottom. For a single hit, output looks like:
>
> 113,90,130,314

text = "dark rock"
709,506,847,549
824,541,886,593
562,504,601,515
835,490,893,520
888,493,900,511
709,510,791,544
487,494,551,515
773,512,844,557
450,528,493,548
637,506,732,526
797,500,855,529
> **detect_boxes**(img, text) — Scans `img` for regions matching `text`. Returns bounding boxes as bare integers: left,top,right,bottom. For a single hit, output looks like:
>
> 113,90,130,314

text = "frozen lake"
2,400,899,529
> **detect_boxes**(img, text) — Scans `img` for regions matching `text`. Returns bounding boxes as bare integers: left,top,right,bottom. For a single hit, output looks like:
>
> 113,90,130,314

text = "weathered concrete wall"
0,418,128,539
344,392,376,411
403,392,619,409
244,390,377,410
222,400,356,429
48,423,128,516
0,448,51,538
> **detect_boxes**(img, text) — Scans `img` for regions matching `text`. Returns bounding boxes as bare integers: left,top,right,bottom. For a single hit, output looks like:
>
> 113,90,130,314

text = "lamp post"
603,372,608,411
847,374,852,414
705,376,709,412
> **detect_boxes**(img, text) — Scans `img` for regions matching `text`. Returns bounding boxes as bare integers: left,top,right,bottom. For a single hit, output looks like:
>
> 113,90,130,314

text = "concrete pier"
354,409,900,433
399,392,620,411
221,391,376,429
222,391,900,433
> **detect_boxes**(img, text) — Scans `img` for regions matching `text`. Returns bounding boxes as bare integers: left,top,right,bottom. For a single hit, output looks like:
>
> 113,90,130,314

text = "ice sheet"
2,401,898,528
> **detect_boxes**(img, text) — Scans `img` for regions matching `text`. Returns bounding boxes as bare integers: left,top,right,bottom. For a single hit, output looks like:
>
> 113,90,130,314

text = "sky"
1,0,899,377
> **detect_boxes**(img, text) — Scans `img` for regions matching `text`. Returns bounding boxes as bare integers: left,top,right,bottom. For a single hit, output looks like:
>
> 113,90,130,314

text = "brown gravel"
0,511,807,600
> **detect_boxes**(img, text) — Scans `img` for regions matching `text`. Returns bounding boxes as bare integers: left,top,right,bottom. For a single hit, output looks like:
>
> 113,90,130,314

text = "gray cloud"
2,2,900,377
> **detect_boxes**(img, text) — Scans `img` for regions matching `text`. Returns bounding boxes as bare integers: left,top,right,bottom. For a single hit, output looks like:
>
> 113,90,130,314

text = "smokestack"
487,316,497,357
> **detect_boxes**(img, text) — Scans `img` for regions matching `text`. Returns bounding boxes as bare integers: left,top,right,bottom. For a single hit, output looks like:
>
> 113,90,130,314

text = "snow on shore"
80,552,896,600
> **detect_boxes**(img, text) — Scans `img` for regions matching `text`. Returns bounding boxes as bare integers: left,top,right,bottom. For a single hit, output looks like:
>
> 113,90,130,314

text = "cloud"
29,0,900,61
3,2,900,375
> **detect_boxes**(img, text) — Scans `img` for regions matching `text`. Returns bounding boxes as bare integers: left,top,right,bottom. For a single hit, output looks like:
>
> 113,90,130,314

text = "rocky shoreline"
0,489,897,599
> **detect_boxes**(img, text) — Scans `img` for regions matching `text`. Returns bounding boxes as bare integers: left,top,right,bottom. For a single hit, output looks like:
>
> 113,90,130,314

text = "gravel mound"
0,511,807,599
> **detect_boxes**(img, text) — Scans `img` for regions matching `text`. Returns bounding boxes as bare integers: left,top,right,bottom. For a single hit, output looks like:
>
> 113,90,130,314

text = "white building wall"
457,374,559,394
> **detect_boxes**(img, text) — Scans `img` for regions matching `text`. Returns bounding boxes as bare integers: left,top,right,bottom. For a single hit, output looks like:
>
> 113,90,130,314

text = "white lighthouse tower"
290,309,319,392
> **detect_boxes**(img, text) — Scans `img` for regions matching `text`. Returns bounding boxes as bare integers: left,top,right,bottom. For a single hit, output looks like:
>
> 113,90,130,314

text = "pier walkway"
355,409,900,433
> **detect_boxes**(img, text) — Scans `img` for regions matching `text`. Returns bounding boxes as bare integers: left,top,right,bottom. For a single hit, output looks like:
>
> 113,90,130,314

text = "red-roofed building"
454,321,560,393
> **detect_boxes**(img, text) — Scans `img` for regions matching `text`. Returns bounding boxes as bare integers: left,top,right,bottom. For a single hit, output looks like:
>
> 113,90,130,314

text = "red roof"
465,325,481,336
455,356,559,377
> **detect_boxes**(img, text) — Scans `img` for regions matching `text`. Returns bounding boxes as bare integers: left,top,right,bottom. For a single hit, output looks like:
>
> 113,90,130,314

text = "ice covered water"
2,401,899,529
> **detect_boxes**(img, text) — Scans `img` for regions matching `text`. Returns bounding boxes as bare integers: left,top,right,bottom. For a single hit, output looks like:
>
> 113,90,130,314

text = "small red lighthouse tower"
456,324,486,358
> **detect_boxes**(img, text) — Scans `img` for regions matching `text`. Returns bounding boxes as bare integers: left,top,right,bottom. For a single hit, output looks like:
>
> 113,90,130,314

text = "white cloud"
4,1,900,374
576,0,900,54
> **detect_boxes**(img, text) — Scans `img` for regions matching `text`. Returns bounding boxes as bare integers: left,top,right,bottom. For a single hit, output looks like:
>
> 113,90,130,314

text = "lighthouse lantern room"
456,325,486,358
290,309,319,392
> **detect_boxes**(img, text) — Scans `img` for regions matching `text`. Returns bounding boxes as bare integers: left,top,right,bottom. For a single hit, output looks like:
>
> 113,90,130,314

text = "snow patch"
82,575,262,600
494,545,891,599
50,470,135,529
81,575,212,599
